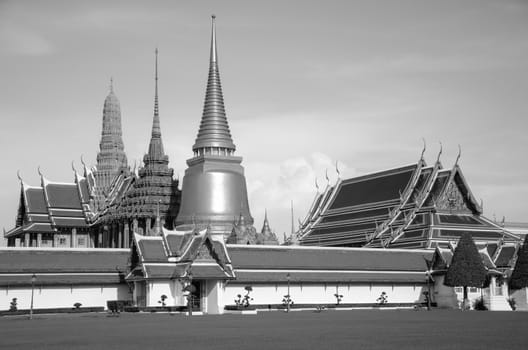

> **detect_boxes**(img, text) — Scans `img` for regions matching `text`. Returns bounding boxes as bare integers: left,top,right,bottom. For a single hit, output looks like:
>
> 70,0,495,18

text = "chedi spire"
192,15,236,154
147,48,164,159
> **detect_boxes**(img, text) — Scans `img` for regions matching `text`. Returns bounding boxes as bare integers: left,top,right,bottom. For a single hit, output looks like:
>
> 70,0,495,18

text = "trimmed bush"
444,233,487,304
510,237,528,291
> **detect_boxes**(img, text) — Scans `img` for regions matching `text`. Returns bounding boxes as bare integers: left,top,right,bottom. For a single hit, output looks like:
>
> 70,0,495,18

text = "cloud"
245,152,354,240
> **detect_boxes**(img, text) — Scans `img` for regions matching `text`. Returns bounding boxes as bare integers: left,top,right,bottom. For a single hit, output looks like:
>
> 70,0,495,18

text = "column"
118,222,123,248
133,218,138,234
146,217,152,236
124,222,130,249
24,233,30,247
15,238,20,247
71,228,77,248
37,233,42,248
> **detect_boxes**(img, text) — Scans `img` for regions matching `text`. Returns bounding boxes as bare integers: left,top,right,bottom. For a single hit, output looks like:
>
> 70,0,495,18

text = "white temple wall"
223,282,426,307
0,284,130,310
146,281,184,307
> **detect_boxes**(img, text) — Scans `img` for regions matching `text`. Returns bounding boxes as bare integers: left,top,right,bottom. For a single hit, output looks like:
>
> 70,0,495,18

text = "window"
469,287,479,293
78,238,85,246
454,287,463,293
59,238,67,245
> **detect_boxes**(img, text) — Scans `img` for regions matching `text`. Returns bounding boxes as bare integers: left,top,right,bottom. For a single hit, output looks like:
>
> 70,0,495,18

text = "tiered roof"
128,226,235,281
298,151,520,249
93,79,128,210
96,51,180,227
5,169,95,238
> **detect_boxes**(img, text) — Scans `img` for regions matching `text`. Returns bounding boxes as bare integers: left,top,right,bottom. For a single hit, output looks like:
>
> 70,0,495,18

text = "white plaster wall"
147,281,184,307
0,284,131,310
224,283,426,306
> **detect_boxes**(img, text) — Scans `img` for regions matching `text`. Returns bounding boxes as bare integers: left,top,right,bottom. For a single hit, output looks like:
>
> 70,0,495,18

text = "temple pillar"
98,229,103,248
161,218,166,232
118,222,123,248
53,234,59,247
146,217,152,236
124,222,130,248
24,233,30,247
71,228,77,248
133,218,138,234
37,233,42,247
15,238,20,247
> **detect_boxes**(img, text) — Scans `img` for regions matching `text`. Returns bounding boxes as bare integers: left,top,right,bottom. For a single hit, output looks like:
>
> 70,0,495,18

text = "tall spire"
147,48,165,158
192,15,236,153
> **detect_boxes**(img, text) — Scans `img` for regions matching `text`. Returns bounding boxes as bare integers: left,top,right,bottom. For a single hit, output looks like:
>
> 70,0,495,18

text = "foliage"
376,292,388,305
507,297,516,311
73,302,82,309
158,295,168,307
334,293,343,305
510,237,528,290
282,294,294,308
473,296,487,310
9,298,17,312
234,286,253,308
444,233,487,288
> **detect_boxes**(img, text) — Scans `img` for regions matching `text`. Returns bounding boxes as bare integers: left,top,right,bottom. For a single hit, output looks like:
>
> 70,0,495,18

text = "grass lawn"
0,309,526,349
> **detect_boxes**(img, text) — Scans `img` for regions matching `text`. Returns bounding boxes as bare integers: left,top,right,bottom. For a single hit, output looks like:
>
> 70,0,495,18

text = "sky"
1,0,527,240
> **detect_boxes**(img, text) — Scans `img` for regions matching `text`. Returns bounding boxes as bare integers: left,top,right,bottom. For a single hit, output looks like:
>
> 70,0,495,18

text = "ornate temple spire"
261,209,272,235
147,48,165,158
192,15,236,153
94,78,128,210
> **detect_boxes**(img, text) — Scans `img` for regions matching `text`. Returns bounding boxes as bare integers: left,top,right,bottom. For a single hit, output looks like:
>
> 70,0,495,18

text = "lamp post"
286,273,291,313
29,274,36,320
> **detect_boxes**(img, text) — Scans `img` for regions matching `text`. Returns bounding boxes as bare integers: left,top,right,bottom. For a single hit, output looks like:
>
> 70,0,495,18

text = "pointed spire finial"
211,14,217,63
291,200,295,234
436,141,443,163
109,77,114,93
154,48,159,118
420,138,426,161
455,144,461,166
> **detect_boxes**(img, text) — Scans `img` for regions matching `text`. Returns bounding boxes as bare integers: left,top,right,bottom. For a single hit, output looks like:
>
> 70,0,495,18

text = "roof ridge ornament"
335,161,341,180
454,144,461,167
37,166,43,177
436,142,443,163
315,177,319,193
420,138,426,161
16,170,23,183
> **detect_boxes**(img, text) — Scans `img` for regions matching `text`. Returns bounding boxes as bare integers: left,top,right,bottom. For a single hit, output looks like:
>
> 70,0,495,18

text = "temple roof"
298,154,521,249
192,15,236,152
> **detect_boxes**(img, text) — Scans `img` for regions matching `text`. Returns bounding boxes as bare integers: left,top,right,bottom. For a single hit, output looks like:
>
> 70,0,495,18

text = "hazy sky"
1,0,527,239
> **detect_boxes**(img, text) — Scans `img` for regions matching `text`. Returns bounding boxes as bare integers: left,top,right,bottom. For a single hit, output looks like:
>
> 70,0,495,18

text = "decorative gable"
436,180,470,212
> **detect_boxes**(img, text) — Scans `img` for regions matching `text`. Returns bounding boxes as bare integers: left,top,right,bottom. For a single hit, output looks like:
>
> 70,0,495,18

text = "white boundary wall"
0,284,131,310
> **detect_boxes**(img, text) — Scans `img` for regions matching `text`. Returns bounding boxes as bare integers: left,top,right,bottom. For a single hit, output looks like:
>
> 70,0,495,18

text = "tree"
510,237,528,291
444,233,487,308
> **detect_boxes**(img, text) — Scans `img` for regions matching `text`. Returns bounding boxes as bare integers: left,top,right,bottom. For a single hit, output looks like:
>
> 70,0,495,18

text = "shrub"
376,292,388,305
510,237,528,291
334,293,343,305
158,294,167,307
507,297,516,311
73,302,82,309
444,233,487,304
473,296,487,311
9,298,17,312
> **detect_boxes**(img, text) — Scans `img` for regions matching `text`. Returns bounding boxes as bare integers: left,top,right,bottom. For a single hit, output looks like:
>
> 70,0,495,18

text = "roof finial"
325,169,330,185
37,166,43,177
454,144,461,166
436,141,443,163
80,155,86,167
335,161,341,180
71,160,76,173
154,48,159,118
211,14,217,63
420,138,426,161
315,177,319,192
291,200,295,234
17,170,22,183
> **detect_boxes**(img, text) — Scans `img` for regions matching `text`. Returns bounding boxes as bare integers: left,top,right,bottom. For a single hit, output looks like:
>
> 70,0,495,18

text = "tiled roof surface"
495,246,516,267
53,217,89,227
26,188,48,214
0,248,130,273
329,165,416,210
45,183,82,209
138,239,167,262
234,271,427,283
165,231,193,256
0,273,122,286
227,246,431,272
144,263,189,279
